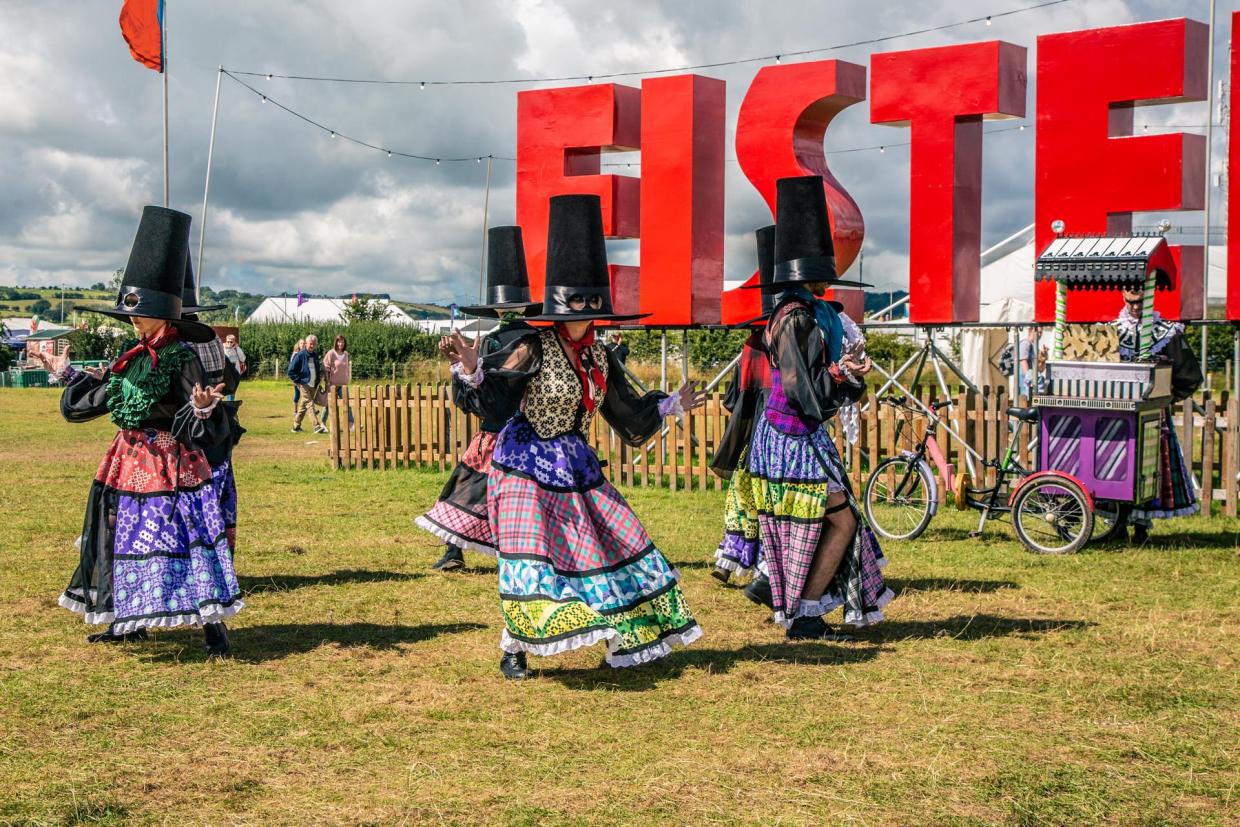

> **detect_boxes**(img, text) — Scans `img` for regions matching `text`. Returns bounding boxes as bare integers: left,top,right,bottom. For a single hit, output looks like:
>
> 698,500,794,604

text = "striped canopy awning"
1034,235,1176,291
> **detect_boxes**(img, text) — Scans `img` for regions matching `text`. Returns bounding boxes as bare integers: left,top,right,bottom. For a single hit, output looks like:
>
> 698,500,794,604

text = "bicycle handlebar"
883,395,953,412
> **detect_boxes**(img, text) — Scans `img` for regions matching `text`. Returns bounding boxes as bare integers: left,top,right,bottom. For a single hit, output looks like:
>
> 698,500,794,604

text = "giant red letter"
639,75,726,325
516,84,640,300
871,41,1027,325
728,60,867,322
1035,19,1207,322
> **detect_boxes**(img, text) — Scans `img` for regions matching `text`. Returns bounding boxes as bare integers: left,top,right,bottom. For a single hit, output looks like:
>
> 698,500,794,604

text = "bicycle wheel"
864,457,934,541
1089,501,1130,544
1011,476,1094,554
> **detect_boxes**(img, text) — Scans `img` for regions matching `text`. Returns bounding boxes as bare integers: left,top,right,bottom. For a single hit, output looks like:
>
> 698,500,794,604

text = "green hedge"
237,322,440,379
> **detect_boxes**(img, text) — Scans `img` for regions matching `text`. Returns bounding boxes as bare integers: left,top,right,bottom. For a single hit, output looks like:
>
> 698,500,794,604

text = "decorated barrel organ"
1031,231,1177,505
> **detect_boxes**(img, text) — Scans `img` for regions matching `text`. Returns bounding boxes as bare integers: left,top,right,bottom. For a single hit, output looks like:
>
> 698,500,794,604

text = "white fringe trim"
499,623,703,669
58,592,244,633
413,515,498,557
711,550,758,577
1130,502,1200,521
843,587,895,628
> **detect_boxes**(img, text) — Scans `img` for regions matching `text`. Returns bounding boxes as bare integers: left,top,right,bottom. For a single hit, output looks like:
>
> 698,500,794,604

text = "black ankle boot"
432,544,465,571
786,615,855,642
203,622,231,656
744,573,774,609
86,626,149,644
710,565,731,584
500,651,529,680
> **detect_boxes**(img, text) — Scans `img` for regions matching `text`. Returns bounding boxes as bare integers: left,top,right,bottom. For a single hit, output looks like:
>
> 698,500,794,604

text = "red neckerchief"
554,322,606,412
111,325,179,374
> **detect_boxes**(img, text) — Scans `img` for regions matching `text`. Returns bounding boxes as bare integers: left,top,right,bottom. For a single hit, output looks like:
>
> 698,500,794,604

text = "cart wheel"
1011,475,1094,554
1089,501,1131,544
864,457,934,541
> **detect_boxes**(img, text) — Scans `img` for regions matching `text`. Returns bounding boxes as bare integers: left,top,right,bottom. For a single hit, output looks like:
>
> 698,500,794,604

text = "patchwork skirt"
59,429,243,633
748,415,893,628
714,444,762,578
488,416,701,667
415,430,499,555
1132,410,1199,521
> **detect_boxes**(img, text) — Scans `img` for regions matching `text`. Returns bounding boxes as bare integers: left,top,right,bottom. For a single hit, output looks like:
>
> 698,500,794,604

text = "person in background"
289,339,305,413
222,333,247,401
1114,287,1202,542
606,331,629,364
1019,325,1043,400
288,334,326,433
321,334,354,430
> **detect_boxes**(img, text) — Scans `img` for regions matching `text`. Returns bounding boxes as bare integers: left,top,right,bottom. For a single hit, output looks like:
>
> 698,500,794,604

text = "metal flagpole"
1202,0,1217,385
198,67,223,274
161,1,169,208
478,155,493,301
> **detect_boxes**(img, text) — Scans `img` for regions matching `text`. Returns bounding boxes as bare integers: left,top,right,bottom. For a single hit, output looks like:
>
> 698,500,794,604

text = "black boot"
786,615,855,642
500,651,529,680
710,565,731,584
203,622,231,656
744,573,774,609
431,544,465,571
1131,523,1150,544
86,625,149,644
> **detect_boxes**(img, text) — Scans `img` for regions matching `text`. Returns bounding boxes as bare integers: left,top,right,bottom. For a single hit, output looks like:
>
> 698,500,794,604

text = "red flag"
119,0,164,72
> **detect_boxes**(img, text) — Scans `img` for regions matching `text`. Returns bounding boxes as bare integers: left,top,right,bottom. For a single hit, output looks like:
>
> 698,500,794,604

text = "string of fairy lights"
222,66,1214,169
217,0,1216,167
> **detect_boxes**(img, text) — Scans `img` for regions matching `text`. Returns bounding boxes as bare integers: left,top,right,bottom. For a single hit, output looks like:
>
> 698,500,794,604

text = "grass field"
1,380,1237,826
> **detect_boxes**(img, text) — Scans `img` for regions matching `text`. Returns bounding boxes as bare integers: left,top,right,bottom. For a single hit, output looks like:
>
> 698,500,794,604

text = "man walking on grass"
288,334,327,433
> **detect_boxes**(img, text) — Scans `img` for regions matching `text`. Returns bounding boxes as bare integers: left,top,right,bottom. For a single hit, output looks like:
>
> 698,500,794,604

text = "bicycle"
864,396,1034,541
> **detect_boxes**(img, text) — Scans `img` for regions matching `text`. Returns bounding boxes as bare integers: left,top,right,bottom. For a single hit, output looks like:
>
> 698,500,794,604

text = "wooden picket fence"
326,383,1239,517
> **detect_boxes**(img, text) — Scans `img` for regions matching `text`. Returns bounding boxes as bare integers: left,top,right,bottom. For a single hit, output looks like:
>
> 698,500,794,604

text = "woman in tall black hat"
444,194,704,679
744,176,893,640
34,206,242,654
180,252,244,555
415,226,541,570
708,225,776,585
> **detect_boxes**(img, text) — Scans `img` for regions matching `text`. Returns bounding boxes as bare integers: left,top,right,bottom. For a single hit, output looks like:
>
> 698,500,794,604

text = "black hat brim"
525,311,652,323
755,278,870,291
458,302,543,319
87,307,218,344
182,304,227,315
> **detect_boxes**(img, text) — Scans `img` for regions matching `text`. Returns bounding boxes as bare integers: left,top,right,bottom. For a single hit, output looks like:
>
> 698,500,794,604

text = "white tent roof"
244,297,417,326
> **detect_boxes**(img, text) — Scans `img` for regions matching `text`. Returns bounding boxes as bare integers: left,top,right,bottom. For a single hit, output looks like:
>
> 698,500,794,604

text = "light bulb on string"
775,55,782,63
420,81,425,90
261,95,267,103
387,151,392,158
330,131,336,138
1019,124,1025,130
266,74,272,80
435,159,441,165
879,146,885,153
985,16,992,25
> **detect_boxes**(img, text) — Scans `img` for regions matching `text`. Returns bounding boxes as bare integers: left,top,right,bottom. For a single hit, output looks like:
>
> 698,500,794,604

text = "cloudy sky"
0,0,1227,305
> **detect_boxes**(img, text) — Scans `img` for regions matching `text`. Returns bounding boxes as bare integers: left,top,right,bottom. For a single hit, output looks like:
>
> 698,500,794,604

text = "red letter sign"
639,75,726,325
516,84,641,300
1035,18,1207,322
871,41,1027,324
727,60,868,322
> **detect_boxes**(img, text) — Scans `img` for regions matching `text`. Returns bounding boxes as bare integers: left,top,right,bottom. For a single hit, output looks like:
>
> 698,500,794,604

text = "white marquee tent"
245,297,417,326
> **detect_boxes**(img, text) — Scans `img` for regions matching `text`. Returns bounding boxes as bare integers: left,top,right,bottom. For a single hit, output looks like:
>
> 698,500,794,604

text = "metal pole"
161,3,169,208
478,155,493,301
660,330,667,392
1234,326,1239,399
681,329,689,386
1202,0,1217,383
198,66,223,274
